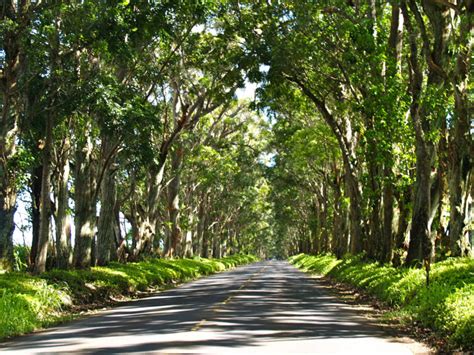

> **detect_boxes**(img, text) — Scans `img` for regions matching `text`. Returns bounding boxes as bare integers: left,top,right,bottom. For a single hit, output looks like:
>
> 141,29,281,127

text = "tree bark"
54,138,72,269
0,0,30,270
212,232,221,258
367,157,382,260
403,0,449,265
447,4,473,256
310,199,320,254
346,170,364,254
332,172,346,258
0,191,16,270
29,165,42,269
201,208,210,258
382,164,394,263
73,135,97,268
406,140,434,265
165,144,183,258
133,160,165,258
320,183,329,252
34,115,54,273
97,137,118,266
183,211,194,258
194,194,207,256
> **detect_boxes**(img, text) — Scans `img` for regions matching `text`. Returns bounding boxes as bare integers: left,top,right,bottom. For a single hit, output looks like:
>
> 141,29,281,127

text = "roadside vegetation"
0,255,257,340
290,253,474,351
1,1,472,347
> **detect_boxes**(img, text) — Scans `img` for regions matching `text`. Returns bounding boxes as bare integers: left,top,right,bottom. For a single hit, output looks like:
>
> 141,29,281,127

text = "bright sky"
14,193,31,245
236,81,257,100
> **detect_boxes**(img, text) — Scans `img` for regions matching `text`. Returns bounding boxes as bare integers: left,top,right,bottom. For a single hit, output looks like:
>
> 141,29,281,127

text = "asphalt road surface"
2,261,430,354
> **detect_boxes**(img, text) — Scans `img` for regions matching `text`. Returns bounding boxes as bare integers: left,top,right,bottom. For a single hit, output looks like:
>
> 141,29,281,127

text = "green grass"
289,253,474,350
0,254,257,340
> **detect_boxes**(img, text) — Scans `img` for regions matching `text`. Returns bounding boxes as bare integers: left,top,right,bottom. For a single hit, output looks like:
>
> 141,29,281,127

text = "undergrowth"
0,254,257,340
289,253,474,351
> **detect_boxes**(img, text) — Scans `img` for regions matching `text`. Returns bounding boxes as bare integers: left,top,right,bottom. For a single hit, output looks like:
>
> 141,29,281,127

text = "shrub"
13,245,30,272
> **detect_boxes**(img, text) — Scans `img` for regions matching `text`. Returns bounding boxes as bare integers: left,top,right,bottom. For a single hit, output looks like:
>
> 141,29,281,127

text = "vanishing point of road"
2,261,430,354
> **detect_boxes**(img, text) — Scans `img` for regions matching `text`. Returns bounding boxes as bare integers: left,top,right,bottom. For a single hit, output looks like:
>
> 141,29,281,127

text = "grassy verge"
289,253,473,351
0,254,258,340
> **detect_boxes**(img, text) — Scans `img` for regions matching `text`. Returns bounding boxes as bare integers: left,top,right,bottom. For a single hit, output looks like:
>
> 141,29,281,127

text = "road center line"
191,318,207,331
190,264,267,331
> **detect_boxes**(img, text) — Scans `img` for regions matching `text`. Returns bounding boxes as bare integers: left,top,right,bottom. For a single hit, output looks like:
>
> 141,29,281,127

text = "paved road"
2,261,430,354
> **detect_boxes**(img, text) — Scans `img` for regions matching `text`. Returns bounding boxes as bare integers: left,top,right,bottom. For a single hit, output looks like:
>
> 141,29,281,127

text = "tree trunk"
133,161,165,258
448,141,471,256
367,158,382,260
29,165,42,269
316,194,326,253
436,118,449,254
34,115,54,274
333,175,346,258
0,190,16,270
73,136,97,268
388,2,403,73
54,138,72,269
212,232,221,259
402,0,442,266
113,206,125,262
321,183,329,252
97,137,118,266
0,0,30,270
201,210,210,258
165,145,183,258
448,5,473,257
382,164,394,263
194,195,206,256
221,230,228,258
346,170,364,254
406,140,434,265
183,212,194,258
310,200,320,254
96,166,117,266
91,235,97,267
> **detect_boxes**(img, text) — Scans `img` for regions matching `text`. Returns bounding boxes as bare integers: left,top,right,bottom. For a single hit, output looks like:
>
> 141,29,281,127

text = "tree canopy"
1,0,472,273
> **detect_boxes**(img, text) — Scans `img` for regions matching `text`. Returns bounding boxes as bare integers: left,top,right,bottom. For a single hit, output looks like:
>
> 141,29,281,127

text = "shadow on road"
3,261,410,353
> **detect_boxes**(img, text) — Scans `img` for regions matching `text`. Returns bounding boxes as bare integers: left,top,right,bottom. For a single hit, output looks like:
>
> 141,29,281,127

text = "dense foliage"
248,0,473,267
1,1,270,272
1,0,472,271
290,254,474,350
0,1,472,349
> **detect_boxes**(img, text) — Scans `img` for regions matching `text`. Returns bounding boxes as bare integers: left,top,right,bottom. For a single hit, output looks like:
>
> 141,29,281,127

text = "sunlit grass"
290,253,474,350
0,278,71,339
0,254,257,340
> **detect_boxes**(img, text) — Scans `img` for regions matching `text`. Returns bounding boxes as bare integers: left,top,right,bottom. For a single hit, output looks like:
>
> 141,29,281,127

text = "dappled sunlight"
2,261,426,354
